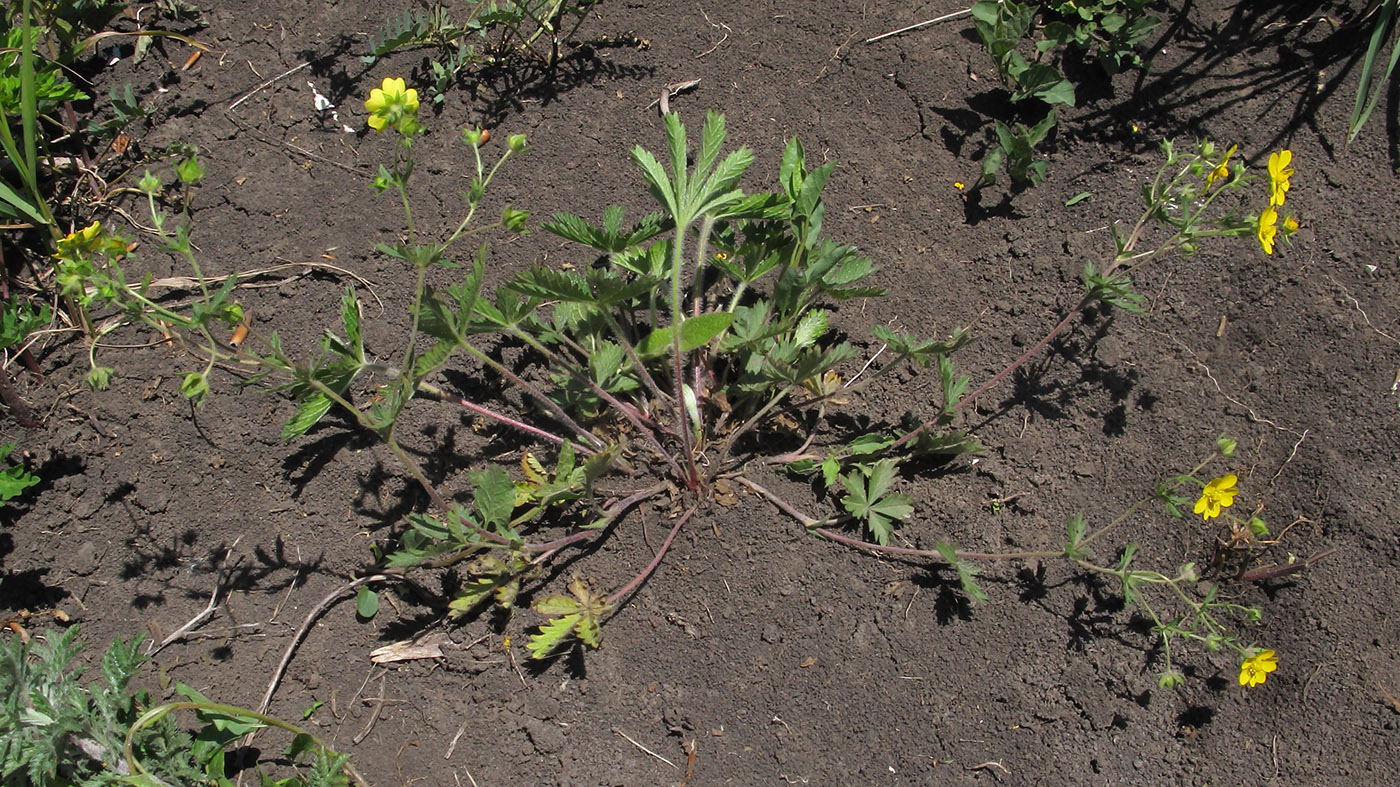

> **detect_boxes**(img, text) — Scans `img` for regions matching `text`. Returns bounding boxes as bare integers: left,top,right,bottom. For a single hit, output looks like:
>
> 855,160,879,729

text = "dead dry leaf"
369,631,456,664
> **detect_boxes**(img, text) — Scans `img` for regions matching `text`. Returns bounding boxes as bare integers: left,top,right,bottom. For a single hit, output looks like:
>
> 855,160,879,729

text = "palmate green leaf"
841,459,914,545
588,269,663,305
528,575,613,658
540,211,603,247
871,324,971,367
761,341,857,387
448,554,530,617
722,301,779,351
541,208,669,252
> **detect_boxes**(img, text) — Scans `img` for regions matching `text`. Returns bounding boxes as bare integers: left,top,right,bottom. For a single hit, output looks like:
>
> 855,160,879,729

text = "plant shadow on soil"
5,0,1399,783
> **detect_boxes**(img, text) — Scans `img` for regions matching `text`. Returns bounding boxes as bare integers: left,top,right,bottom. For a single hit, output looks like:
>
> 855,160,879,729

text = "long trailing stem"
416,379,587,452
600,310,671,405
499,325,683,477
879,294,1090,457
457,343,604,449
1078,453,1218,550
608,503,695,604
717,384,794,466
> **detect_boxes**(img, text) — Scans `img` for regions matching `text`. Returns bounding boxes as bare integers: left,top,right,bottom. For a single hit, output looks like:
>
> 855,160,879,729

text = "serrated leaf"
1066,513,1088,553
840,459,912,545
934,542,989,604
793,309,828,348
679,312,734,351
575,614,602,648
533,593,582,617
471,464,516,531
507,266,592,302
528,613,581,659
521,452,549,485
414,334,457,377
340,289,363,360
282,393,333,441
848,433,894,456
631,145,678,219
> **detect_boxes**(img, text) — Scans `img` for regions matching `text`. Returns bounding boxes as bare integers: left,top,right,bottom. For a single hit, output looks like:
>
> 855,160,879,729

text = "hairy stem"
609,504,695,603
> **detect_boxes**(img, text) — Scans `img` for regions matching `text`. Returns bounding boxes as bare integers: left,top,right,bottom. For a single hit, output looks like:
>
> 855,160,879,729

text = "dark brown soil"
5,1,1400,784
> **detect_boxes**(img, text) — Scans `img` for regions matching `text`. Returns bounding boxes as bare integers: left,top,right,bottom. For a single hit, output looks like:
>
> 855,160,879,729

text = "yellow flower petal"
1206,145,1236,189
381,77,406,99
1194,474,1238,520
1239,649,1278,688
365,88,387,115
1257,207,1278,255
1268,149,1293,207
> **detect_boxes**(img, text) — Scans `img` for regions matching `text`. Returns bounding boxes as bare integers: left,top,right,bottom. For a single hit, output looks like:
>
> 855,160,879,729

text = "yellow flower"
1283,215,1299,234
1267,149,1293,207
54,221,103,258
954,181,965,191
365,77,420,134
1257,207,1278,255
1193,474,1238,520
1238,649,1278,687
1206,145,1236,189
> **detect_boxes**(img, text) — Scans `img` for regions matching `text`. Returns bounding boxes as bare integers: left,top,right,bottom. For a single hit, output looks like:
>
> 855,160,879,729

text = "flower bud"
139,170,162,194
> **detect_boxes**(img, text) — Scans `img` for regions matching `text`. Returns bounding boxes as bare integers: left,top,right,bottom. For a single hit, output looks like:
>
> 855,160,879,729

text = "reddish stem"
609,504,695,604
885,292,1092,455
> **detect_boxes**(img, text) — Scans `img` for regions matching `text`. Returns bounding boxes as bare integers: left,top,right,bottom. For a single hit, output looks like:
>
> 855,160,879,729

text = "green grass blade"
1350,0,1399,143
20,0,39,203
0,178,45,223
